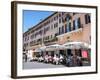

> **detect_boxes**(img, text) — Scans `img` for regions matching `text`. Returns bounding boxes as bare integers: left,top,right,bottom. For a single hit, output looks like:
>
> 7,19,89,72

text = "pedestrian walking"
66,55,72,67
77,56,83,66
25,54,27,62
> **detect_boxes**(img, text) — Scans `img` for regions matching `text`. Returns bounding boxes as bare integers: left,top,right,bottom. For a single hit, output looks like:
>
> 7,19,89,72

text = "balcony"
30,39,42,46
57,24,83,37
43,37,58,44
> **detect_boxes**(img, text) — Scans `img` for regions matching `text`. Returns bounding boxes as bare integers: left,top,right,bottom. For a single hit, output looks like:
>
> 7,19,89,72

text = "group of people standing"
66,55,83,67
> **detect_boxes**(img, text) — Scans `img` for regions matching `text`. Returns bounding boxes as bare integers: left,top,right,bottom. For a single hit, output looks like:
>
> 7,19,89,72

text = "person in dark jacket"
77,56,83,66
25,54,27,62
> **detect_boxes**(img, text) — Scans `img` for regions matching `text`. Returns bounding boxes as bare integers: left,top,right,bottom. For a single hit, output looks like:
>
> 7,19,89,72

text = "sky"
23,10,54,32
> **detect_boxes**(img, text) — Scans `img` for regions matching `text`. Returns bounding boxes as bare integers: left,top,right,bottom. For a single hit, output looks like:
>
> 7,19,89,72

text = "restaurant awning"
46,44,66,51
34,48,42,52
63,41,91,49
39,46,46,51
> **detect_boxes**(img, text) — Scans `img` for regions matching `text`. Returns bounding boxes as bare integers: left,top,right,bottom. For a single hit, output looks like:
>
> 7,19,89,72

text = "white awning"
46,44,66,51
63,41,91,49
39,46,46,51
34,48,42,52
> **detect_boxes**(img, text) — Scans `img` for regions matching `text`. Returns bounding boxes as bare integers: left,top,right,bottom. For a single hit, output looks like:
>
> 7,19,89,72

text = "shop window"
75,49,82,57
67,49,72,56
59,50,65,56
51,51,54,57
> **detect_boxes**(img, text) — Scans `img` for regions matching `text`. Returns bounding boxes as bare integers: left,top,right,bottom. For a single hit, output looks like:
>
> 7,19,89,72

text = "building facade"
23,12,91,63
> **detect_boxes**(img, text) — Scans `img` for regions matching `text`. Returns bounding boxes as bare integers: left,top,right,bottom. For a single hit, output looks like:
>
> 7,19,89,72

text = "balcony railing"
44,37,58,43
29,37,58,46
30,40,42,46
58,24,83,36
